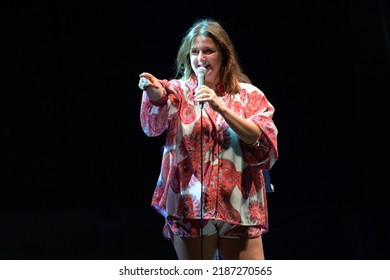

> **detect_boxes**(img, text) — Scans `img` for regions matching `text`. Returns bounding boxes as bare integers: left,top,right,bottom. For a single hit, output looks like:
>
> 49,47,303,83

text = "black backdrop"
3,0,390,259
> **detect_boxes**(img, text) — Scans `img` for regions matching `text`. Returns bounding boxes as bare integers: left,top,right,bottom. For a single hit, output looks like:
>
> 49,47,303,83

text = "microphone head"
195,67,207,77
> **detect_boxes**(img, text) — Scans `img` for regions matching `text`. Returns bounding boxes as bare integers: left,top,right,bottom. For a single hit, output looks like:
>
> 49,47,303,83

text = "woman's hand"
138,72,164,101
194,85,227,113
138,72,160,90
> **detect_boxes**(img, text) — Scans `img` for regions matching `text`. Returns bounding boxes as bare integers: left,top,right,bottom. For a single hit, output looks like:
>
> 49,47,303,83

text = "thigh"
171,233,218,260
218,236,265,260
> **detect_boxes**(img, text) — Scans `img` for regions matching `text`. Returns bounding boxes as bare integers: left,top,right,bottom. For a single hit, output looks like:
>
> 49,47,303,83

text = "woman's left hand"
194,85,226,113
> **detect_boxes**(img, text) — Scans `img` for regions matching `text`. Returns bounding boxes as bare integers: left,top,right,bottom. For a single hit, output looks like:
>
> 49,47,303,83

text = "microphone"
196,66,207,86
195,67,207,108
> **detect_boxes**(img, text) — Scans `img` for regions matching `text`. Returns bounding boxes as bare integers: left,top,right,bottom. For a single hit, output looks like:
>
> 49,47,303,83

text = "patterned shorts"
163,216,262,240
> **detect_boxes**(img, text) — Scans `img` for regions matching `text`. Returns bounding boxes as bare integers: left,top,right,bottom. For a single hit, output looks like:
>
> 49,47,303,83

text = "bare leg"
218,235,265,260
171,233,218,260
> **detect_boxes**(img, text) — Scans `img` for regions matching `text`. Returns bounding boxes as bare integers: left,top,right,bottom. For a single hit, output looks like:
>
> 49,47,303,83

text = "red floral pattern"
140,75,278,233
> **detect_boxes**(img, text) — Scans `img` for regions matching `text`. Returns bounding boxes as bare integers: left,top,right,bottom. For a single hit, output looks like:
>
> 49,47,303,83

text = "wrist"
147,82,164,100
217,105,228,114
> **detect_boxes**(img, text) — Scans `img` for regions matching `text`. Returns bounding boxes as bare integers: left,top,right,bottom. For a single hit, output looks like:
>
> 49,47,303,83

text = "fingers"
138,77,151,90
139,72,152,79
138,73,159,90
194,87,215,102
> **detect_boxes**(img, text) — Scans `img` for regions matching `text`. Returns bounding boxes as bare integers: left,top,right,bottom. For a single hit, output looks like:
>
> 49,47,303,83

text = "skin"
190,36,261,145
190,36,223,92
171,231,265,260
139,35,261,145
139,35,265,260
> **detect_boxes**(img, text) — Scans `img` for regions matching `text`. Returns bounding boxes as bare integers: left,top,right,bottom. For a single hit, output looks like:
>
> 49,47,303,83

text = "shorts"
163,216,262,240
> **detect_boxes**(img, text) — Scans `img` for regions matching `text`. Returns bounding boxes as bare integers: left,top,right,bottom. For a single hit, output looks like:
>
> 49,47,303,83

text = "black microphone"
195,67,207,108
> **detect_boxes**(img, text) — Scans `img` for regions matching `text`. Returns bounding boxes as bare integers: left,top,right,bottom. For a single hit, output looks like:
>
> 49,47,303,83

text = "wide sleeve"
240,86,278,169
140,79,184,137
139,79,171,137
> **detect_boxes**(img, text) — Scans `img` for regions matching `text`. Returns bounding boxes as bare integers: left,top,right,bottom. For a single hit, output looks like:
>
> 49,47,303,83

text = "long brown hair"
175,18,251,94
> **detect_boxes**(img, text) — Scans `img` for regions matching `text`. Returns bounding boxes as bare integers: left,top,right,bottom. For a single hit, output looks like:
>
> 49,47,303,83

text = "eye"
203,48,215,54
191,49,199,55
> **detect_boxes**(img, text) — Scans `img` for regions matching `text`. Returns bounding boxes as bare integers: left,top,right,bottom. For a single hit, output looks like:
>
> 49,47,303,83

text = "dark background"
3,0,389,259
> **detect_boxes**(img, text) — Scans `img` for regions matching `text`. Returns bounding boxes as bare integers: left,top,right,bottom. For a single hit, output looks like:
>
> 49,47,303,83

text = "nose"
198,51,206,63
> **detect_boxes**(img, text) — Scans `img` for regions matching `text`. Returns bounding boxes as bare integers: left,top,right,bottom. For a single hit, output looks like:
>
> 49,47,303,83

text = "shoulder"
168,76,197,87
161,78,197,95
238,82,265,96
162,78,193,89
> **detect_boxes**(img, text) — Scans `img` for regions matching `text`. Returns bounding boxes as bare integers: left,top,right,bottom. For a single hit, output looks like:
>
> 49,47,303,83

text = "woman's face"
190,35,223,88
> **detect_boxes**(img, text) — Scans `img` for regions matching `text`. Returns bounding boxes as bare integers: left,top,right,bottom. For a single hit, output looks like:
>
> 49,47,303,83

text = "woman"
138,18,278,260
